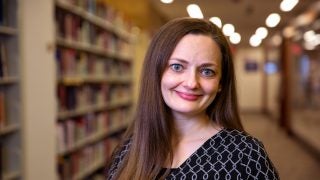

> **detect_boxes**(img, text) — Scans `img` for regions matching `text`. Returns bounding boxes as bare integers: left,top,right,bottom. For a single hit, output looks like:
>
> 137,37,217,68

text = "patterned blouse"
107,129,280,180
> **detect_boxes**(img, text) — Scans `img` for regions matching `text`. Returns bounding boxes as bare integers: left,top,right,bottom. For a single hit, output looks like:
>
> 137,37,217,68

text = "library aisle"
241,113,320,180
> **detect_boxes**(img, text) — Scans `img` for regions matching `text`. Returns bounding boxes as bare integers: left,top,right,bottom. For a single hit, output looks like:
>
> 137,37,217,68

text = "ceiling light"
161,0,174,4
222,23,235,36
266,13,281,28
280,0,299,12
229,32,241,44
249,34,262,47
303,30,315,42
304,41,315,50
209,17,222,28
255,27,268,39
187,4,203,19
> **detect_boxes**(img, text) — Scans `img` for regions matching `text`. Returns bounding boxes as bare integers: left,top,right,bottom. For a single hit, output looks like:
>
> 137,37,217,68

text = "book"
0,0,8,26
0,91,6,129
0,42,9,77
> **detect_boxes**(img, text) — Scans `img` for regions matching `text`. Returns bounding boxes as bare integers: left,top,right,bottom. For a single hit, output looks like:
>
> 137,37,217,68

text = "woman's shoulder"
219,128,265,150
106,138,132,179
217,128,279,179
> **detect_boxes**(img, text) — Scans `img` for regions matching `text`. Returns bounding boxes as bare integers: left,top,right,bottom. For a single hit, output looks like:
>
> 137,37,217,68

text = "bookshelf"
0,0,22,179
54,0,134,179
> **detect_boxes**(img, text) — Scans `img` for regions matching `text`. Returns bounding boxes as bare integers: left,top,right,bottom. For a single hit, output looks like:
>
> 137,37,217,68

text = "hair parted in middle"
110,17,243,180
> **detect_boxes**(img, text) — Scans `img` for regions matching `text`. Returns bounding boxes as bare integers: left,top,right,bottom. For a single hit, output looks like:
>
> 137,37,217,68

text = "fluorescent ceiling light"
187,4,203,19
280,0,299,12
209,17,222,28
266,13,281,28
222,23,235,36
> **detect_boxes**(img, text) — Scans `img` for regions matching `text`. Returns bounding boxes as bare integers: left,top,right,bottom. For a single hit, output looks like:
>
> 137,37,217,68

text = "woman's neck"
172,113,221,143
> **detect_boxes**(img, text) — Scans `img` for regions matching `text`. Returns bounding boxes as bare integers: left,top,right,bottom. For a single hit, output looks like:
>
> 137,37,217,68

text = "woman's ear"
218,86,222,92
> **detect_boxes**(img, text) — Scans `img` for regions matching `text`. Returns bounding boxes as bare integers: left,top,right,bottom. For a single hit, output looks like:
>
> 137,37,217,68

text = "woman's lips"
176,91,201,101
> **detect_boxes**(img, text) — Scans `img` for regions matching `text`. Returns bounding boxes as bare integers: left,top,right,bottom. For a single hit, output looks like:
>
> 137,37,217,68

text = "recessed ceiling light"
209,17,222,28
186,4,203,19
222,23,235,36
255,27,268,39
160,0,174,4
249,34,262,47
280,0,299,12
266,13,281,28
230,32,241,44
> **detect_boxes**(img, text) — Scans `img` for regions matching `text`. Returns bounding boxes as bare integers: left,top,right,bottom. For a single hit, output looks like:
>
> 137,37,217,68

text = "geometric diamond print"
107,129,280,180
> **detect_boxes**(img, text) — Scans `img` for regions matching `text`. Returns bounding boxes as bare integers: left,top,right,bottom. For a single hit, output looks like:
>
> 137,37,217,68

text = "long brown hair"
108,17,243,179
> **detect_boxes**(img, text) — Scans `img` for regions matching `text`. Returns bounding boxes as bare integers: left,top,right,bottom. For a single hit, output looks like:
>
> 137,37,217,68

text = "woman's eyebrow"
200,63,217,67
169,58,218,67
168,58,188,64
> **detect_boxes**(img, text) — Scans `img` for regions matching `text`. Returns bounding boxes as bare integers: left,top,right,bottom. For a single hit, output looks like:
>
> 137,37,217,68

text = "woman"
106,17,279,180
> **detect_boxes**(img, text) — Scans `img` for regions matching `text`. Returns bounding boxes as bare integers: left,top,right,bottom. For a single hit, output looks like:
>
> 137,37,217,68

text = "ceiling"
149,0,318,47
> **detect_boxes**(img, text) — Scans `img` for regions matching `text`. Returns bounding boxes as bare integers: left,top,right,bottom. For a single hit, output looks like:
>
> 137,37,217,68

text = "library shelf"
73,159,105,180
55,0,134,179
0,123,20,136
0,26,18,36
0,77,18,85
56,38,131,61
58,124,127,156
2,170,21,180
58,76,132,85
0,0,22,178
55,0,131,41
57,98,132,120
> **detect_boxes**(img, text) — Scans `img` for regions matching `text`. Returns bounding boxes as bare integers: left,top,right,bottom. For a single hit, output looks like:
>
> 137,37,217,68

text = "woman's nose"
183,70,199,89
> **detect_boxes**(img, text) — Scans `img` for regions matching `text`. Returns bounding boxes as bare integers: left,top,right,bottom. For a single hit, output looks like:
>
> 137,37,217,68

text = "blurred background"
0,0,319,179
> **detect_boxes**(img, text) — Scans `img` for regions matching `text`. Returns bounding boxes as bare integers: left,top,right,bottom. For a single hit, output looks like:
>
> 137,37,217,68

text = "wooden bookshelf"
0,0,21,179
0,26,17,36
55,0,134,179
2,170,21,180
0,124,20,136
58,98,132,120
0,77,18,85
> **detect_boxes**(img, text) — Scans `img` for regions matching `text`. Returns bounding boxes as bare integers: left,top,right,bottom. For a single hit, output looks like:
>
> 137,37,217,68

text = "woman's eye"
200,68,215,77
170,64,183,72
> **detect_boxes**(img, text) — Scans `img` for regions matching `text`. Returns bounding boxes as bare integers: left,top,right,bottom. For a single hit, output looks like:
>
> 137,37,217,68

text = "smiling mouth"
175,91,201,101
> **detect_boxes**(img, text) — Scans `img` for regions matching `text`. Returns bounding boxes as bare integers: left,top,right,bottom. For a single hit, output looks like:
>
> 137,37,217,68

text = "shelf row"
0,26,17,36
0,77,18,85
2,170,21,180
55,0,132,42
58,133,120,179
58,97,132,120
56,38,132,61
58,123,126,156
58,76,131,86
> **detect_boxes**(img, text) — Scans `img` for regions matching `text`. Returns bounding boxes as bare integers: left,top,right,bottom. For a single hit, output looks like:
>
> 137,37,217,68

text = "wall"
265,48,281,119
234,46,281,119
20,0,56,179
234,47,265,112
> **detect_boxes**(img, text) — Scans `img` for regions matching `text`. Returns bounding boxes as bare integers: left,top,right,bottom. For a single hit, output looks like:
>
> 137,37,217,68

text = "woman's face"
161,34,222,118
